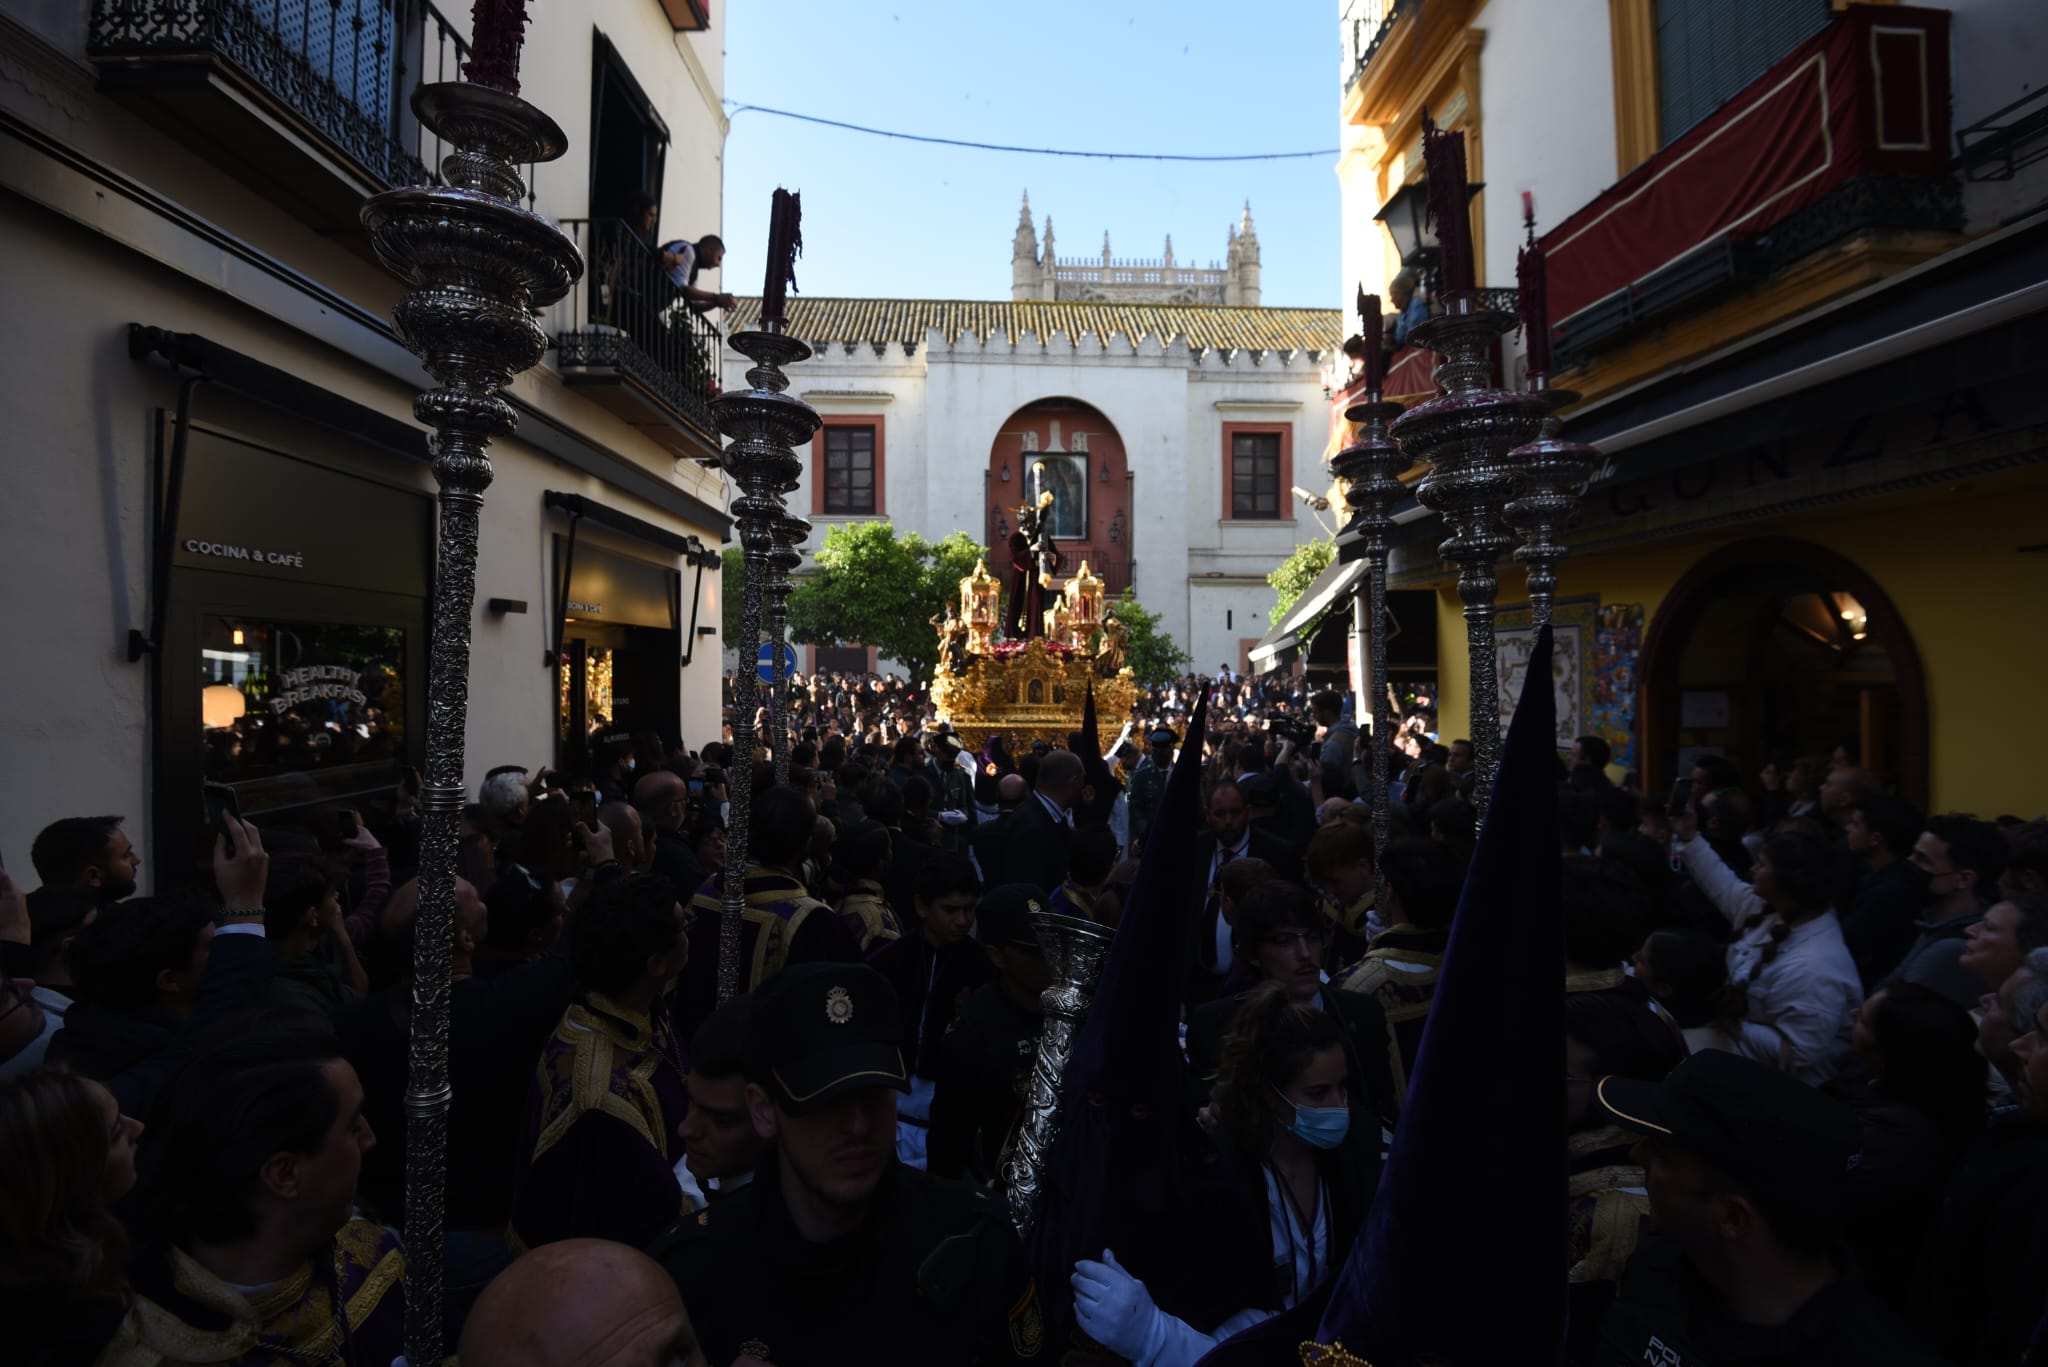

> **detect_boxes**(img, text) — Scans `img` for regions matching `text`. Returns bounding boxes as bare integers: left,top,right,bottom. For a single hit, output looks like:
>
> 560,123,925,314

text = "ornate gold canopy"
931,559,1137,748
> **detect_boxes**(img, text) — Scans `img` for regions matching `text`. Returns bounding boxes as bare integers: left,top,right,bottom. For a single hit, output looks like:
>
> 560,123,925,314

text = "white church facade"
722,198,1343,679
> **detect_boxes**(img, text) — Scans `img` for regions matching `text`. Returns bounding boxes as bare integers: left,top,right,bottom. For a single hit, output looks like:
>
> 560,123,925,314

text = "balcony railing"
551,218,724,456
1541,5,1958,366
1342,0,1412,92
87,1,533,215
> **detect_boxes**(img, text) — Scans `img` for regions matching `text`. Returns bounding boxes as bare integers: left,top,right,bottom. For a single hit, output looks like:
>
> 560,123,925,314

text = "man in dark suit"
980,749,1082,894
1186,779,1301,1005
860,778,932,918
1184,881,1398,1134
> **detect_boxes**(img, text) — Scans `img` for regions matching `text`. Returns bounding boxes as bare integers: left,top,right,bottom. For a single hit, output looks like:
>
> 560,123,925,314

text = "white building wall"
728,329,1332,673
0,0,732,873
1473,0,1619,292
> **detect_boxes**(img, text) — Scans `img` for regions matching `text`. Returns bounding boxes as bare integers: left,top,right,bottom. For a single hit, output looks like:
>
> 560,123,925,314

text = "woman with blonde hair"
1,1065,144,1363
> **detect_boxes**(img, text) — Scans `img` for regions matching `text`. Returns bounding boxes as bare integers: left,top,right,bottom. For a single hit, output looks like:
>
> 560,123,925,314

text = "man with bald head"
981,748,1081,893
636,769,708,899
461,1239,711,1367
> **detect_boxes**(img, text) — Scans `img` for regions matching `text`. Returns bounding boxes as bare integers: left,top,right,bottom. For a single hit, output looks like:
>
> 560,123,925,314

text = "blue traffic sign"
756,641,798,683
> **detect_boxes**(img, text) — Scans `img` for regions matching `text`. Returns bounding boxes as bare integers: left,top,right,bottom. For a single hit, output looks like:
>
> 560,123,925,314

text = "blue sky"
719,0,1340,308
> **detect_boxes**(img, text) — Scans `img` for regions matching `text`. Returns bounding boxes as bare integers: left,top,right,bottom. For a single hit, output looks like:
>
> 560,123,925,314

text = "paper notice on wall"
1680,691,1731,729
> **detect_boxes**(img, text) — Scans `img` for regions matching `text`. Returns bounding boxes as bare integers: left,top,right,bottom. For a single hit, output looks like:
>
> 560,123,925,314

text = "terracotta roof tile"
729,297,1341,352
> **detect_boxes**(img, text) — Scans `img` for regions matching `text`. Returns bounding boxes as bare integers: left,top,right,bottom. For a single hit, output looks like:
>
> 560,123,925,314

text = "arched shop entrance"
985,398,1131,596
1638,538,1928,808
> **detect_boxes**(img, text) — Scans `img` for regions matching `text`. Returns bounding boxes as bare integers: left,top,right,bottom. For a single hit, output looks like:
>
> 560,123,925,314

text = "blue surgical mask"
1274,1086,1350,1149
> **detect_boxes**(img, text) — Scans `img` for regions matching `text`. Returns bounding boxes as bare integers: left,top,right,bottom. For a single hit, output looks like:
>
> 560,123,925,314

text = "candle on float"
1421,111,1475,296
761,188,803,334
1358,291,1384,394
463,0,530,95
1517,235,1551,386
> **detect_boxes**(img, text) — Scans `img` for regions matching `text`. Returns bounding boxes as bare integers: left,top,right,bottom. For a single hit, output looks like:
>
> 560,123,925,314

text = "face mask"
1274,1087,1350,1149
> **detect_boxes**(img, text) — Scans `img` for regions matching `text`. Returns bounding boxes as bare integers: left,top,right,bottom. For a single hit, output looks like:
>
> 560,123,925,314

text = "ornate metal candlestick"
767,511,808,784
1335,385,1413,897
1392,296,1548,806
709,333,815,1001
1005,908,1117,1235
1505,389,1599,627
361,80,580,1367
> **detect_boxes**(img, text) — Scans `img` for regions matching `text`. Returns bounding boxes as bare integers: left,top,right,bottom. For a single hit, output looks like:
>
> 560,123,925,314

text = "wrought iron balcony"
551,218,725,460
1342,0,1413,92
86,0,514,232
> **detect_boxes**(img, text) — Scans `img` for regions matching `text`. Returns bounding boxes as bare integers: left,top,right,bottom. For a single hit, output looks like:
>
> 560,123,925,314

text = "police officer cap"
751,962,909,1115
1147,726,1177,746
976,883,1049,953
1593,1049,1861,1213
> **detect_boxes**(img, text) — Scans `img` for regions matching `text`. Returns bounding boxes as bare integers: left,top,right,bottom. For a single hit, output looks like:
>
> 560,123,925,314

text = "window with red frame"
822,426,877,515
1230,432,1283,519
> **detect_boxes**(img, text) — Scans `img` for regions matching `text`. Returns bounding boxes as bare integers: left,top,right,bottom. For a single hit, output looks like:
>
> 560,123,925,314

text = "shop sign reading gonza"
183,539,306,570
268,665,369,714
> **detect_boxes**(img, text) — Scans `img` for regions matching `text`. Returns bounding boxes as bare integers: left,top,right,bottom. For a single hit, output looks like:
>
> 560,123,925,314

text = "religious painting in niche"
1591,604,1645,772
1495,598,1597,751
1034,454,1088,540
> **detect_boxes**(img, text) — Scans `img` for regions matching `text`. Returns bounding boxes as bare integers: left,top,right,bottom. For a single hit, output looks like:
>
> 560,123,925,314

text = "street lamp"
1375,178,1486,270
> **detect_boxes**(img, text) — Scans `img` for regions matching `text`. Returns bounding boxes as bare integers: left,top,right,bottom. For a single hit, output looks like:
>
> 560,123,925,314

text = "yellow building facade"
1336,0,2048,816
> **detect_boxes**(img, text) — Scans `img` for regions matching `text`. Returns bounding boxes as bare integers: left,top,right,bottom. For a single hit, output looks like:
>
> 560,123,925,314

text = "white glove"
938,809,969,826
1071,1249,1169,1364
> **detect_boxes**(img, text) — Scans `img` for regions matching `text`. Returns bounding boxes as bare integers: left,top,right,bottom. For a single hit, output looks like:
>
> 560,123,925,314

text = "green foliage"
721,548,746,644
1268,537,1336,620
785,522,990,680
1109,590,1193,687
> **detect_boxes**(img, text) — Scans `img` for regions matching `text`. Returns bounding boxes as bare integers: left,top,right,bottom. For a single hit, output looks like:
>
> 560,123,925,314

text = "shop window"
1653,0,1829,147
823,425,877,514
200,616,407,811
1225,425,1291,520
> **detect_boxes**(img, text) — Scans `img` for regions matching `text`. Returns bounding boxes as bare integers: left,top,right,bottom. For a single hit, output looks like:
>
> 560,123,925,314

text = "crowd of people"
4,684,2046,1365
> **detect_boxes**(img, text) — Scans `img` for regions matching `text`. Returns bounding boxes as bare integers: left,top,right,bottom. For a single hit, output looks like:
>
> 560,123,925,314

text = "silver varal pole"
1005,909,1116,1235
361,82,581,1367
768,511,808,785
1505,388,1599,629
1392,295,1547,807
710,333,816,1001
1333,387,1413,900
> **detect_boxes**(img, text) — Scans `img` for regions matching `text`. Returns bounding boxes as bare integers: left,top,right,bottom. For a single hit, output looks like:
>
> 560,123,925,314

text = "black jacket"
46,930,274,1119
1919,1115,2048,1365
652,1159,1040,1366
979,797,1074,895
1596,1234,1932,1366
650,827,710,902
1839,859,1931,990
335,946,576,1231
869,932,997,1079
1184,827,1304,1004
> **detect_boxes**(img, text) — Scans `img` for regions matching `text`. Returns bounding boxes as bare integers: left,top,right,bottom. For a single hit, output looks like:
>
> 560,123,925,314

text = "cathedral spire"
1012,191,1042,302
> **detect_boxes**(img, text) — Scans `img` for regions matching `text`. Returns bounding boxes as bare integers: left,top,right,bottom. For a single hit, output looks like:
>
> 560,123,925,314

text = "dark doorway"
1638,538,1928,807
589,33,669,227
558,621,680,776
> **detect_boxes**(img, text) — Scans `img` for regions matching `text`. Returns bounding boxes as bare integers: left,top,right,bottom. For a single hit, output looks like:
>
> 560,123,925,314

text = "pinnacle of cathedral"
1018,189,1032,229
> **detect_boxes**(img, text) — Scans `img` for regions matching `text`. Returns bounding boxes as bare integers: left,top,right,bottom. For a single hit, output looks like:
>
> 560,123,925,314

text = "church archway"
986,399,1131,596
1637,537,1928,807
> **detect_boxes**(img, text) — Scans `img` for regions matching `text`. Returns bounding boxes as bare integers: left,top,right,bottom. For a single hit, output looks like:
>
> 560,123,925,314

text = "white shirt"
1677,837,1862,1085
1036,791,1073,828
